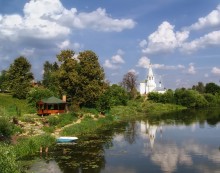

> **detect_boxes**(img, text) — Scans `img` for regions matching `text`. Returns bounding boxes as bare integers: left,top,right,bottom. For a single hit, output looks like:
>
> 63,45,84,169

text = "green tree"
7,56,33,99
27,87,55,107
192,82,205,93
174,89,208,108
205,82,220,95
57,49,80,108
0,70,8,92
77,50,106,107
57,50,106,108
42,61,60,95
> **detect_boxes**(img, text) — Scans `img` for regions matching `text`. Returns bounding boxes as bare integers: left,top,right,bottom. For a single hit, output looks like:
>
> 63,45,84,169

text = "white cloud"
136,56,150,68
0,0,135,78
187,63,196,74
111,55,125,64
211,67,220,75
104,53,125,69
153,64,185,70
181,30,220,53
103,59,118,69
188,5,220,31
141,21,189,54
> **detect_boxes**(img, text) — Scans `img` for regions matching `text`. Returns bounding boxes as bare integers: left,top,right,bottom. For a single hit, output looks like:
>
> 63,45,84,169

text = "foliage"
6,56,34,99
14,134,55,159
148,88,210,108
26,87,55,107
205,82,220,95
57,49,106,108
47,113,77,128
174,89,208,108
0,70,8,92
0,144,20,173
0,117,18,137
121,72,138,99
96,84,129,113
42,61,60,95
192,82,205,93
77,50,106,107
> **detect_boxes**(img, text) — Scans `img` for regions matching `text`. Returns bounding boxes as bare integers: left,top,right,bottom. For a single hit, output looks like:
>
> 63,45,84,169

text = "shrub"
0,144,20,173
0,117,16,137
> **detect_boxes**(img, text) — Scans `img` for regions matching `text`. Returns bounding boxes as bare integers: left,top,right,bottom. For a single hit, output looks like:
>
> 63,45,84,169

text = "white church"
140,64,166,95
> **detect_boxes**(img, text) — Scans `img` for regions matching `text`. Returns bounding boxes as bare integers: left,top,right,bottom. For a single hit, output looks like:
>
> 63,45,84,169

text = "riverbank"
0,94,186,173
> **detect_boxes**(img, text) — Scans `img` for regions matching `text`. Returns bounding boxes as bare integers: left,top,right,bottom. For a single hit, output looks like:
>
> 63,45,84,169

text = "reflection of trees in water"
147,108,220,126
52,122,128,173
124,121,138,144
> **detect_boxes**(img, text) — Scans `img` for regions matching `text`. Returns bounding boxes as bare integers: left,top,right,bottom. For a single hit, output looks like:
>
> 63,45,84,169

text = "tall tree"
42,61,60,95
121,72,138,99
57,49,106,108
57,49,80,107
205,82,220,95
77,50,106,107
0,70,8,92
192,82,205,93
7,56,33,99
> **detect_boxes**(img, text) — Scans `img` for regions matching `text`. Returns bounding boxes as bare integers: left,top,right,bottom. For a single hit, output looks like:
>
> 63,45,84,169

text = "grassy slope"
0,93,35,117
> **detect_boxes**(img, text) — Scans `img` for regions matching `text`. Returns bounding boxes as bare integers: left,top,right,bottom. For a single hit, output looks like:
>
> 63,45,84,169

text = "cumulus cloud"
211,67,220,75
136,56,150,68
188,5,220,31
187,63,196,74
0,0,135,78
103,52,125,69
153,64,185,70
181,30,220,53
140,21,189,54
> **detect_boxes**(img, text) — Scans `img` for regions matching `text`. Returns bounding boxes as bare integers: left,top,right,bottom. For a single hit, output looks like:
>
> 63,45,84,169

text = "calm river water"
27,108,220,173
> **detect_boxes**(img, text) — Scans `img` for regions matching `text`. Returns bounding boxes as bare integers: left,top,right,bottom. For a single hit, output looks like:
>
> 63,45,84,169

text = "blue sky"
0,0,220,89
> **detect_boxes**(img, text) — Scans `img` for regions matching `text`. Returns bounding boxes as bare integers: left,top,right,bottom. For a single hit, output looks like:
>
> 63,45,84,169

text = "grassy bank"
0,94,186,173
0,93,35,117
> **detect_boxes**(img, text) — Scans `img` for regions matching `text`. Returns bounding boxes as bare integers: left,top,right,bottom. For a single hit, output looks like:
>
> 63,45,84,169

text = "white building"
140,64,166,95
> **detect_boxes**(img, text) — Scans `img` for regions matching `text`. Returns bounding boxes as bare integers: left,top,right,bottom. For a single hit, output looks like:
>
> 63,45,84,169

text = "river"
27,108,220,173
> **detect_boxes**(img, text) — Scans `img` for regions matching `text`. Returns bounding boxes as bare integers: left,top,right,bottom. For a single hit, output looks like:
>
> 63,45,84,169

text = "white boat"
56,136,78,143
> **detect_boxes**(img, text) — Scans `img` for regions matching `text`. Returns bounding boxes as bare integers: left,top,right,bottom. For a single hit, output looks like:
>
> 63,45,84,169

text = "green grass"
0,93,35,117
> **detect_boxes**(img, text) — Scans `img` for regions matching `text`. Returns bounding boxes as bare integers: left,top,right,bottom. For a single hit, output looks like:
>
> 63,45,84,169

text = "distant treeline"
148,82,220,108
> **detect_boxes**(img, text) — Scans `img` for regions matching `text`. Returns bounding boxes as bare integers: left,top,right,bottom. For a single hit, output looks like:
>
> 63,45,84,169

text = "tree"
77,50,106,107
121,72,138,99
27,87,55,107
0,70,8,92
205,82,220,95
7,56,33,99
42,61,60,95
192,82,205,93
57,49,106,108
57,49,79,107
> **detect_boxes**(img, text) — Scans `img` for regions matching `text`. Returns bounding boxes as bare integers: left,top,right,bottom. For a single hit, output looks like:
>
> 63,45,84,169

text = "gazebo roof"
40,96,66,104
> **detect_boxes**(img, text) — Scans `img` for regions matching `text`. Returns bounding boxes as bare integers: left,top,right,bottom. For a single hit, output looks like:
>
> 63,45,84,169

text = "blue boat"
56,136,78,143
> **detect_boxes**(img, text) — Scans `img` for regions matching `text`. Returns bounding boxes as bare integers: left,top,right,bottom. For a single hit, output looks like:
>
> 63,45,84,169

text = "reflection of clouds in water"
104,166,136,173
150,144,192,173
29,160,62,173
146,141,220,173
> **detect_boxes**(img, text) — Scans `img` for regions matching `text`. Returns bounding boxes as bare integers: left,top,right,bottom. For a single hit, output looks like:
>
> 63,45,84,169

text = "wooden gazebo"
37,96,66,115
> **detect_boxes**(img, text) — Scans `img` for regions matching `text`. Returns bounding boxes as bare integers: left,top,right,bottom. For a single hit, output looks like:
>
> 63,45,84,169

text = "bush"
0,117,17,137
0,144,20,173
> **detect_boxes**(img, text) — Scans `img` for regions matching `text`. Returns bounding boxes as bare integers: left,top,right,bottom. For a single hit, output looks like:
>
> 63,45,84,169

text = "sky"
0,0,220,90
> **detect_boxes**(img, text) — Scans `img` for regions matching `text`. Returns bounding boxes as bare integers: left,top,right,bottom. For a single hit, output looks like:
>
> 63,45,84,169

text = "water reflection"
27,108,220,173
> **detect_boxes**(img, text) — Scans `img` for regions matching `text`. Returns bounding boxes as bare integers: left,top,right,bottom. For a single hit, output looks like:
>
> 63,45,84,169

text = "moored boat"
56,136,78,143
